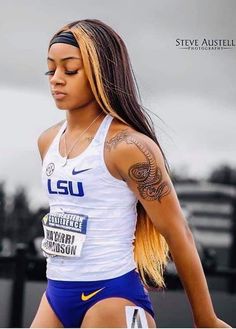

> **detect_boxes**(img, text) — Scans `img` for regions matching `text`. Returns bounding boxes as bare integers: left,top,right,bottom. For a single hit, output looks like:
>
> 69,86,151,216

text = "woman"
31,19,231,328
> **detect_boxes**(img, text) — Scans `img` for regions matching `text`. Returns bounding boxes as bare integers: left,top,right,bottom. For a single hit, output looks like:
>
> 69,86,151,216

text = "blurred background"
0,0,235,327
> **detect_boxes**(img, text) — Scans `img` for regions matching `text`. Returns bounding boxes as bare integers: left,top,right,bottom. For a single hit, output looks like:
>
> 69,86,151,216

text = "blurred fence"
0,182,236,327
0,245,46,327
175,182,236,293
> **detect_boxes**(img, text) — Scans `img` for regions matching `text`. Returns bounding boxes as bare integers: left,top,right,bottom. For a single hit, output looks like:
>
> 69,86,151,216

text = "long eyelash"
44,70,78,76
44,70,54,76
66,70,79,75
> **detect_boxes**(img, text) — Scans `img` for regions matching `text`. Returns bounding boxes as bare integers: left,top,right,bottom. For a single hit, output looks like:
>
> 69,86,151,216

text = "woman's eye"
65,70,79,75
44,70,55,76
44,70,78,76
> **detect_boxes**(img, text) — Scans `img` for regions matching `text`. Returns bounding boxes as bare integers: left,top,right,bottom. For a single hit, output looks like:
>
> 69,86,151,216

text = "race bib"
41,212,88,258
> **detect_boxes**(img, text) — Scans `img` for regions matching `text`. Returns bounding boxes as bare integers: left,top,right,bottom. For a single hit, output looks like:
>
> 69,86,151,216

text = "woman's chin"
54,102,68,110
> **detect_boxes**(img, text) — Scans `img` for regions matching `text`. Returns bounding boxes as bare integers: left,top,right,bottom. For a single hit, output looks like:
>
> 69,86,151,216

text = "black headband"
49,31,79,49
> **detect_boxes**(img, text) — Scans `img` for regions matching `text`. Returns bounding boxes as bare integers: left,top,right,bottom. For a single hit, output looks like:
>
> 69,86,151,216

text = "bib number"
41,212,88,258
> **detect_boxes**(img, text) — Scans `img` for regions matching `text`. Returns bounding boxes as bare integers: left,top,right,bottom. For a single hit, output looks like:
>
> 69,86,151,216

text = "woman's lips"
52,91,67,100
53,93,67,100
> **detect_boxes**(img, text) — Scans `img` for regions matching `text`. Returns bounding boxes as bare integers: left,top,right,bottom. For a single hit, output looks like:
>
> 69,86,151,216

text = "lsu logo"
47,179,84,197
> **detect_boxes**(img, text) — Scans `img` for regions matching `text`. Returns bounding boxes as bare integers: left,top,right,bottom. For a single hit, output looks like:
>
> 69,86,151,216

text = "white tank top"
41,114,138,281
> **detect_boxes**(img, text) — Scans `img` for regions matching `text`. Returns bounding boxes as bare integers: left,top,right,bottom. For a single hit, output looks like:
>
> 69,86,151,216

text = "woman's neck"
65,100,105,133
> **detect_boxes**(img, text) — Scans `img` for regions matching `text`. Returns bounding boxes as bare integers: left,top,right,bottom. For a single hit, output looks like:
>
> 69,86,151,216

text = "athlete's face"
46,43,95,110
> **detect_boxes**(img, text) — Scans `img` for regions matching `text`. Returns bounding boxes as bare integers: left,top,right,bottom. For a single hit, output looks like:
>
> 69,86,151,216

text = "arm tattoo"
106,130,171,202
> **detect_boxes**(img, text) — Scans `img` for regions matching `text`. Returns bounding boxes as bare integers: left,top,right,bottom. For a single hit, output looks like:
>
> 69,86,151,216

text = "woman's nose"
50,69,65,86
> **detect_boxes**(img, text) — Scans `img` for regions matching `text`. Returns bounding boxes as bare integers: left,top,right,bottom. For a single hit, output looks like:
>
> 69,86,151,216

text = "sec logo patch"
46,163,55,176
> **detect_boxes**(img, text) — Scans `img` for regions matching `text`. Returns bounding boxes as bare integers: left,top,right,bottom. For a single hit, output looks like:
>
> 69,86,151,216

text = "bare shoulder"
38,120,65,161
105,118,166,180
106,118,164,162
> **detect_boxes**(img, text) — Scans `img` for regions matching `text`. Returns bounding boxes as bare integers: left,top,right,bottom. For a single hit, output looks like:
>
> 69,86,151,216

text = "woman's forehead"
48,43,82,62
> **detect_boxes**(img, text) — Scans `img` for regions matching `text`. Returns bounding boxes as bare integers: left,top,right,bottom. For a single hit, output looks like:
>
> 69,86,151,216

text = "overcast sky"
0,0,235,208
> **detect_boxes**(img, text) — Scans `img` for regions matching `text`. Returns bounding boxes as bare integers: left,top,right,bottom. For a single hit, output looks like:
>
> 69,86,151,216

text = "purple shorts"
46,269,155,327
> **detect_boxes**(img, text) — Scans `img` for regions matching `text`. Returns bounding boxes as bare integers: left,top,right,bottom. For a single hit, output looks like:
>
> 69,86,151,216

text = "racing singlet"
41,114,138,281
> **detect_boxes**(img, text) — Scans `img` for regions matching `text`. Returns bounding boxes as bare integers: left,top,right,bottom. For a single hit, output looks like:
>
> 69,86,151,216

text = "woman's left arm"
109,129,231,328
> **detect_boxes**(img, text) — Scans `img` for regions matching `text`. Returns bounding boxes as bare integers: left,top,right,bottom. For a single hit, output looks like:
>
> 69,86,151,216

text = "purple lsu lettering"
47,179,84,197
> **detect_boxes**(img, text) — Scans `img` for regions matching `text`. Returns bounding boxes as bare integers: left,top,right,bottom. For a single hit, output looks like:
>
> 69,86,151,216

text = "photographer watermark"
176,38,235,51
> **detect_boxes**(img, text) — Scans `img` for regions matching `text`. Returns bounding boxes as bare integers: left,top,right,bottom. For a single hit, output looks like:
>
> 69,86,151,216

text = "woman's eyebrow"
47,56,81,62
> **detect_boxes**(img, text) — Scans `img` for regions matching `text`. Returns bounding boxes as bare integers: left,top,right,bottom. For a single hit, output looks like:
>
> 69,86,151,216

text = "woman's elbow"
165,219,194,245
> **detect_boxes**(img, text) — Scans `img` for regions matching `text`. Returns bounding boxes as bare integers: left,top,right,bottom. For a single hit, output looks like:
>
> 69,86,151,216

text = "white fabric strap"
125,306,148,328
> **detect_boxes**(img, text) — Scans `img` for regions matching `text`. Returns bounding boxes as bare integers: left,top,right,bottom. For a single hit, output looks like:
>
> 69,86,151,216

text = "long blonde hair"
49,19,170,288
